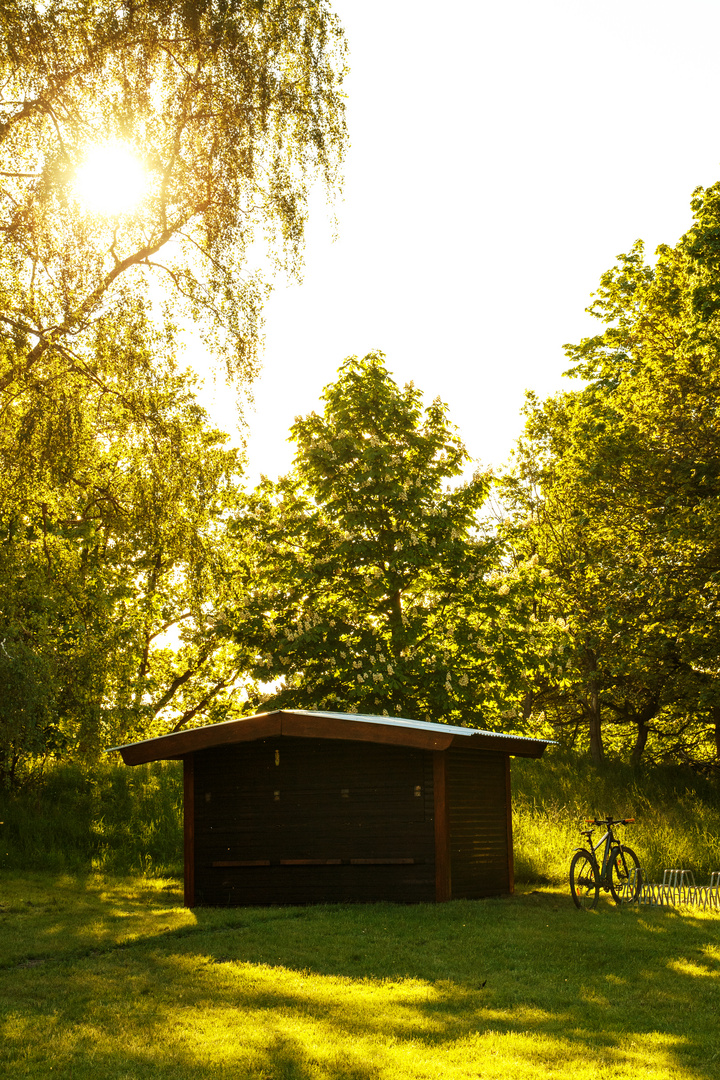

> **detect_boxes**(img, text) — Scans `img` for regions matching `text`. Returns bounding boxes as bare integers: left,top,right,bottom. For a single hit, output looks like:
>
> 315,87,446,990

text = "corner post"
184,754,195,907
505,753,514,895
433,750,451,901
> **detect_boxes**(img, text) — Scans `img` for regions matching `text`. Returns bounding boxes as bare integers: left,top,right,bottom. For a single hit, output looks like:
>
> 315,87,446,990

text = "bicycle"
569,816,641,909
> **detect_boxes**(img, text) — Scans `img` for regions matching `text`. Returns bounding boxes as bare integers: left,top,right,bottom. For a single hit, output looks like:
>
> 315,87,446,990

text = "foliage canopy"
0,0,347,382
229,353,549,725
0,1,347,782
501,185,720,767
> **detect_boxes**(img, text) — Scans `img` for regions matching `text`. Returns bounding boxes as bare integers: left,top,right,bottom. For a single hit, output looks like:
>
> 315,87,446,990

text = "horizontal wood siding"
447,747,510,898
193,737,435,905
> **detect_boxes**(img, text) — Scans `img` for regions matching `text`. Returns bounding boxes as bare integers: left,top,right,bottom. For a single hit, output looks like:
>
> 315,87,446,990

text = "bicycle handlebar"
583,817,635,827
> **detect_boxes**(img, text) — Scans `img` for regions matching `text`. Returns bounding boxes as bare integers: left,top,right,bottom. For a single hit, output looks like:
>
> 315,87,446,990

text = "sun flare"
74,144,146,215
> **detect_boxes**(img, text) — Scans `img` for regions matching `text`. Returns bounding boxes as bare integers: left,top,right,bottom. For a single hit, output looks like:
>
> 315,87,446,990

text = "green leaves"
503,185,720,766
0,299,247,781
0,2,347,780
0,1,347,386
228,353,537,726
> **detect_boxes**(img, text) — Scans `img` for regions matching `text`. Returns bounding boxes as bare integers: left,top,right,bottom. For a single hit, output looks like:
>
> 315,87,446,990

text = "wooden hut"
111,709,552,907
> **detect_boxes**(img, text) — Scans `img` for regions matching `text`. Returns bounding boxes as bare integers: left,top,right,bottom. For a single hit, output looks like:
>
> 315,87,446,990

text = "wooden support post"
505,753,514,895
433,750,451,901
184,754,195,908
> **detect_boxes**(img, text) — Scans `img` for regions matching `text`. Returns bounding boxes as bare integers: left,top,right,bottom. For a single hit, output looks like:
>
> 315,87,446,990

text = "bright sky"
196,0,720,483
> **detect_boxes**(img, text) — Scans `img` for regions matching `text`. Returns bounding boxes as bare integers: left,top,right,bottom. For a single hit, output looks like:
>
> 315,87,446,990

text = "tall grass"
512,748,720,885
0,760,183,876
2,750,719,886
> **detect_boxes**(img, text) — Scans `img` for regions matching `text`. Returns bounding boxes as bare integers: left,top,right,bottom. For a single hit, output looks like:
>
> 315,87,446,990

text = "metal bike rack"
635,868,720,909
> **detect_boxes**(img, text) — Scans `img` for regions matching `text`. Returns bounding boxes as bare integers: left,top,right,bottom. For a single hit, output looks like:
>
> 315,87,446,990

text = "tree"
227,353,551,726
501,186,720,767
0,1,347,780
0,297,252,782
501,385,706,766
0,0,347,385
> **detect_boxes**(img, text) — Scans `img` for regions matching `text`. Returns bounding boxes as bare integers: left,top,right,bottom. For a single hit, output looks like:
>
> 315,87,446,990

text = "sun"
74,143,146,215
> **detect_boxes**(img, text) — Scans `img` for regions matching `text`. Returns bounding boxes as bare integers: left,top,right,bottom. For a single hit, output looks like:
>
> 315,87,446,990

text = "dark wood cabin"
111,709,551,907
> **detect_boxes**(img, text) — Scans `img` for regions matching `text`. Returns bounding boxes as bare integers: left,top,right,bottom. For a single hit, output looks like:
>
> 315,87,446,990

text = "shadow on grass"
0,871,192,975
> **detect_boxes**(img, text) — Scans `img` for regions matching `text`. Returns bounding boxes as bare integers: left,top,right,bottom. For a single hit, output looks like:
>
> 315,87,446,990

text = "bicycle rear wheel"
570,850,599,910
609,845,641,904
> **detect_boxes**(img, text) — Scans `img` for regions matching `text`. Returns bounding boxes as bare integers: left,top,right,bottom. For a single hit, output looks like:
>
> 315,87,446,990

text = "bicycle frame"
586,828,615,885
577,817,635,889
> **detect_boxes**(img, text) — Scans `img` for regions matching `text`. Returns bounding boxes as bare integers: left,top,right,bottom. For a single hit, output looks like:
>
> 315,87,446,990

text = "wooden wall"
191,736,436,905
186,736,514,906
446,747,512,898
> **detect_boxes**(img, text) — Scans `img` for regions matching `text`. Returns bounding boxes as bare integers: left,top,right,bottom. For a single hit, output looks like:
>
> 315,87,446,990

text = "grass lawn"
1,874,719,1079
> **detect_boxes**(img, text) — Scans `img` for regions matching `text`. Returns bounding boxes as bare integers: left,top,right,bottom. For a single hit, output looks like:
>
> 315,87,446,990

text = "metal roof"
109,708,555,766
276,709,549,742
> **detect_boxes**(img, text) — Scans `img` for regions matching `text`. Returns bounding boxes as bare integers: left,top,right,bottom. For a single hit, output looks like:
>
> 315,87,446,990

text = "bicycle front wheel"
609,845,641,904
570,850,599,910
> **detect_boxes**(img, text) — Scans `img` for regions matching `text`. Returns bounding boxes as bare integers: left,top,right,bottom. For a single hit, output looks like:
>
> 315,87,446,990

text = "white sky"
195,0,720,483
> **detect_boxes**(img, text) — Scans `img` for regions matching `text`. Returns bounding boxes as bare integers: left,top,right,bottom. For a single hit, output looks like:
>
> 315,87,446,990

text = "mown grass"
1,873,719,1079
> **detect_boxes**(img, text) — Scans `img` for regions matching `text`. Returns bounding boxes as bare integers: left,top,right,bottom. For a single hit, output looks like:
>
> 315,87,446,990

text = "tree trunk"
588,691,604,764
629,696,659,768
713,706,720,762
629,719,649,768
586,651,604,764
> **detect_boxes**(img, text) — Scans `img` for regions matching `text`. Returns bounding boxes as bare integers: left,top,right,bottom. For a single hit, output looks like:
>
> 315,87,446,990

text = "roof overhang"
108,710,553,766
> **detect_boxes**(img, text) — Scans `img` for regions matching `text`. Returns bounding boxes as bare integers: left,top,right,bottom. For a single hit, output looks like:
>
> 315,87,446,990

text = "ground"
1,874,718,1079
